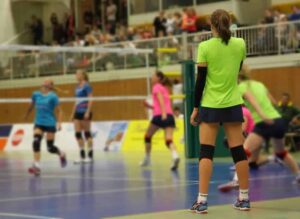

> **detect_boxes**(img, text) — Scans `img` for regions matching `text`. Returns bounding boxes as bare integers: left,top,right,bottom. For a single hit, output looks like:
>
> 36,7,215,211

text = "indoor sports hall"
0,0,300,219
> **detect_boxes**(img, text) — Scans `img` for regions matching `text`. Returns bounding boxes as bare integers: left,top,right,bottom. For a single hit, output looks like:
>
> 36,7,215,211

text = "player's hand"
162,113,167,120
84,112,90,120
190,108,199,126
56,123,62,131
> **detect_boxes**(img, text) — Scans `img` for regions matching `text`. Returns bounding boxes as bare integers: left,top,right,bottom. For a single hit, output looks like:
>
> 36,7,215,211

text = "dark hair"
211,9,231,45
156,71,172,87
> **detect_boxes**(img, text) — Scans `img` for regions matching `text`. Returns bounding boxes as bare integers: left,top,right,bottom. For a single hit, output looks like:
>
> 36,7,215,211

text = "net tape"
0,45,153,54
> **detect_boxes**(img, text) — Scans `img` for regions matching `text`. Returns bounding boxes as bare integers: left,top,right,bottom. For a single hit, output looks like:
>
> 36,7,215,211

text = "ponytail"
156,71,172,87
211,9,231,45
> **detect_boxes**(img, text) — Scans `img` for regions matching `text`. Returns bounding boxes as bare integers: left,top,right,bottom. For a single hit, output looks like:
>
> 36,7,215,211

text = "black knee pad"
275,150,288,160
47,140,59,154
144,136,151,144
199,144,215,161
84,131,92,139
33,134,42,152
75,132,83,140
230,145,248,164
165,139,173,148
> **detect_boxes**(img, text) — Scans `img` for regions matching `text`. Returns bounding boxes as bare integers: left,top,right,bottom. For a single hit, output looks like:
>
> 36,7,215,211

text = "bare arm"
55,105,63,130
24,102,34,120
267,92,277,105
243,91,273,124
157,91,167,119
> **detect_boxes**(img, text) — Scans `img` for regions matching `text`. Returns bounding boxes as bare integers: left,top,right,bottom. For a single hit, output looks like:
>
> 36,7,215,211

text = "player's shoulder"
49,91,59,98
230,37,246,46
32,91,41,97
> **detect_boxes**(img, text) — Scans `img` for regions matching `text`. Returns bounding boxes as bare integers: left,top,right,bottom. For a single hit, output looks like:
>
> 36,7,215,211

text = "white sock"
145,154,150,160
171,150,179,159
239,189,249,200
34,162,40,168
197,193,208,203
233,172,238,181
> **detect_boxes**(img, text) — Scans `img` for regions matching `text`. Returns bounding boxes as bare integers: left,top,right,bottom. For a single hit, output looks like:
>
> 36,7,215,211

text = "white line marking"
0,172,166,183
0,182,198,203
0,212,63,219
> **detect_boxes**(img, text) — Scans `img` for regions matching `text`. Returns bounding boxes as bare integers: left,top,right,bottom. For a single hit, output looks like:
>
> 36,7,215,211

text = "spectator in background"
264,9,275,24
182,8,197,33
286,24,300,52
72,34,85,47
153,11,166,37
127,27,136,41
165,13,176,35
174,12,182,34
50,13,65,44
31,15,44,45
289,6,300,21
64,12,75,42
119,0,128,26
106,0,117,35
181,8,188,32
277,93,300,128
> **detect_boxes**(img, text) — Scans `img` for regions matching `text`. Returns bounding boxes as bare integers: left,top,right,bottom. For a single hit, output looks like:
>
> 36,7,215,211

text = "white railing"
1,20,300,80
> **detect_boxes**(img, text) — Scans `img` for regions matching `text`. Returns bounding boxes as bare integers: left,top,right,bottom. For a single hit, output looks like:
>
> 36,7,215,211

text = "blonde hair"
77,69,89,82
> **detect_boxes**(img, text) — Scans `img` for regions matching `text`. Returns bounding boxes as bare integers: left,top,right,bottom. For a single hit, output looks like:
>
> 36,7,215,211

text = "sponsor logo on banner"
11,129,25,147
0,125,13,151
122,119,184,152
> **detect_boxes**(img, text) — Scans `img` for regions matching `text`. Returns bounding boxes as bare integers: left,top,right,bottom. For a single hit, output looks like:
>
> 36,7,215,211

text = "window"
131,0,159,14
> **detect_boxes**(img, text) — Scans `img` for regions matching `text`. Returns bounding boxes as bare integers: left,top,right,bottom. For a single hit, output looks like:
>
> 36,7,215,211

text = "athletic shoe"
233,199,251,211
140,157,151,167
218,180,239,193
296,175,300,184
28,165,41,176
60,153,67,168
195,202,208,214
229,165,236,171
189,201,200,212
171,158,180,171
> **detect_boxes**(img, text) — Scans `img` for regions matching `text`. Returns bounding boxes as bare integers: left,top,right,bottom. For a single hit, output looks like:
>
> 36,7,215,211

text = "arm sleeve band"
194,66,207,108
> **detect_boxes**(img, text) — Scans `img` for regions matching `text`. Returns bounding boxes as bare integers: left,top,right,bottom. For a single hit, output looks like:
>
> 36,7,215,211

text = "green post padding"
182,60,230,158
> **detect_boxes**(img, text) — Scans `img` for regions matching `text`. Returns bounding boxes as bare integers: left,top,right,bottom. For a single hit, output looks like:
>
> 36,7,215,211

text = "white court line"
0,174,295,203
0,212,62,219
0,182,198,203
0,172,166,183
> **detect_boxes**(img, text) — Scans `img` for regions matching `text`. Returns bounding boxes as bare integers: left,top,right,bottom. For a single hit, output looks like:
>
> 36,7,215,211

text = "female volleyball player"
219,65,300,192
189,9,250,213
140,71,180,171
71,69,94,163
25,79,67,176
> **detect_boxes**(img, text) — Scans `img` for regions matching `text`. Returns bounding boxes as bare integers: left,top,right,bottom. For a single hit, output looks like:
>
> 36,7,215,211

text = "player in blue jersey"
71,70,94,163
25,79,67,176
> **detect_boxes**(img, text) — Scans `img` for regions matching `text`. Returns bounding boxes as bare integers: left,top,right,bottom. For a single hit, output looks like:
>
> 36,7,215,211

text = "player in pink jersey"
140,71,180,171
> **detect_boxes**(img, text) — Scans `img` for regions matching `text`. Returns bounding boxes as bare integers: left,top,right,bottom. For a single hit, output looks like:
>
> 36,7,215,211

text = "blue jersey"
32,91,59,127
75,83,92,113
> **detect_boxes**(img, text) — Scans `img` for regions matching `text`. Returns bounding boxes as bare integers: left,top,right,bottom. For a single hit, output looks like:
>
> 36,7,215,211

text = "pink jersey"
242,106,255,134
152,83,173,116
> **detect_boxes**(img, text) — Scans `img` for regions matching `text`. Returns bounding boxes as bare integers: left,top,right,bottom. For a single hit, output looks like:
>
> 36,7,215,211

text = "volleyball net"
0,45,185,153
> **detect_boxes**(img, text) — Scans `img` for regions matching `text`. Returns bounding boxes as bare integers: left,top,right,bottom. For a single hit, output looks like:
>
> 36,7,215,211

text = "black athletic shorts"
73,112,93,121
253,118,287,140
151,114,176,129
199,104,244,123
34,125,56,133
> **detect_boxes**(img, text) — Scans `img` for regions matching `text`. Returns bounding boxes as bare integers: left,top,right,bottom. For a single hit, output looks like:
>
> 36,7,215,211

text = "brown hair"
156,71,172,87
77,69,89,82
211,9,231,45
